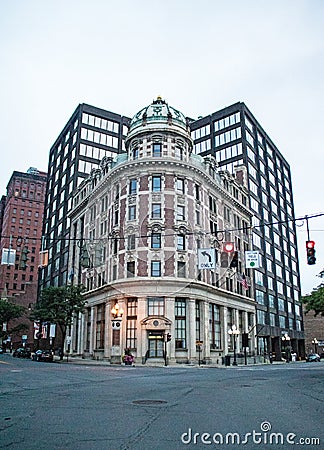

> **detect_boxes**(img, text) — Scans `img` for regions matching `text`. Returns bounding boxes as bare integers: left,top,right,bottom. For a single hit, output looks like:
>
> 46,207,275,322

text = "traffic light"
80,245,91,268
167,333,171,342
306,240,316,265
230,251,239,268
223,242,235,253
19,246,29,270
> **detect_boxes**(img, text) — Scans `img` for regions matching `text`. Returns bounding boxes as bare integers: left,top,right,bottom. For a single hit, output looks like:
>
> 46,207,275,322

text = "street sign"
198,248,216,270
245,251,260,269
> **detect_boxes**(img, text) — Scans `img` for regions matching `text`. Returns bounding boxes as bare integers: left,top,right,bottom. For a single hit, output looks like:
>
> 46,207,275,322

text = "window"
153,143,162,157
128,205,136,221
129,179,137,195
177,235,185,250
152,175,161,191
95,304,105,349
127,261,135,278
209,304,221,349
132,147,139,159
256,290,265,305
128,234,136,250
151,261,161,277
126,298,137,349
151,233,161,249
152,203,161,219
176,178,185,193
148,297,164,316
176,205,185,221
175,299,186,349
177,261,186,277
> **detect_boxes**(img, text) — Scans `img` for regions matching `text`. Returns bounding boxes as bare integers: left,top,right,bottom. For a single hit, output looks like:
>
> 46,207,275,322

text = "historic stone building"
67,98,256,365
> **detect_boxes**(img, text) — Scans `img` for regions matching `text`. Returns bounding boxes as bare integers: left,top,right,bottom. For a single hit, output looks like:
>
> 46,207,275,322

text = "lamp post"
312,338,318,354
281,333,291,362
228,324,240,366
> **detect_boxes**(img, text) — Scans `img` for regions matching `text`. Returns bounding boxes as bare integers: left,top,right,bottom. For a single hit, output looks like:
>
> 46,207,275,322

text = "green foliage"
31,285,87,328
0,298,26,339
0,298,25,324
301,286,324,316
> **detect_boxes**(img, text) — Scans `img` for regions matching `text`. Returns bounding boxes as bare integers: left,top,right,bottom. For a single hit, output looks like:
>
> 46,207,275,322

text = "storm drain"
132,400,168,405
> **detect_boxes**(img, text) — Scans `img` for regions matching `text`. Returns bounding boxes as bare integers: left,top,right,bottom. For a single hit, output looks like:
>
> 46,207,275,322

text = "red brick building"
0,168,47,349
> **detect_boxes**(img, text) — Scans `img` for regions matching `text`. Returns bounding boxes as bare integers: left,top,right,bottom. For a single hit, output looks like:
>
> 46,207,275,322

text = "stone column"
104,300,111,361
137,297,147,363
165,297,175,363
89,306,96,356
202,301,211,363
222,306,228,355
187,298,196,363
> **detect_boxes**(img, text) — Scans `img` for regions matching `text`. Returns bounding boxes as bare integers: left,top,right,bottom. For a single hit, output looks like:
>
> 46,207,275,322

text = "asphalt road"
0,354,323,450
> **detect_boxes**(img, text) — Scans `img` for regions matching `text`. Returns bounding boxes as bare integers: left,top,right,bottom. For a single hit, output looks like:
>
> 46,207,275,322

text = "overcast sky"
0,0,323,294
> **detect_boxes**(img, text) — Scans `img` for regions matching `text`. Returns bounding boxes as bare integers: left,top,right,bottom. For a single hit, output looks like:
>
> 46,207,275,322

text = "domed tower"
70,97,255,366
125,96,193,161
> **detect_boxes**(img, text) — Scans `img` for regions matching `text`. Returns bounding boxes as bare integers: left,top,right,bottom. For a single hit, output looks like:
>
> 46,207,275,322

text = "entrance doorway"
148,331,164,358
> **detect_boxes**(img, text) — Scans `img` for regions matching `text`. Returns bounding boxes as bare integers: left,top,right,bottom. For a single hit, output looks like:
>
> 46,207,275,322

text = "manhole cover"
132,400,167,405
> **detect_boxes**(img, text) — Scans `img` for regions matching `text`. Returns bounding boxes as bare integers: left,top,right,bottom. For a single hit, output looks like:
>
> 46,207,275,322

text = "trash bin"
225,355,231,366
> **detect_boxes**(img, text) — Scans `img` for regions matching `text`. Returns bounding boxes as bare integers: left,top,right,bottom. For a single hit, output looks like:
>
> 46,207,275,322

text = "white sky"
0,0,323,295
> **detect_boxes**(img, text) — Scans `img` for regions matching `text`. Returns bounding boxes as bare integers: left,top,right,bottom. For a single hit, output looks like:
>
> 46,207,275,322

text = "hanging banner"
1,248,16,265
50,324,56,338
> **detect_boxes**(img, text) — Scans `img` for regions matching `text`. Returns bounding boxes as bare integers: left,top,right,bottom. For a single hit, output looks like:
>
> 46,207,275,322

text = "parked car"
0,347,3,354
12,348,31,358
32,350,54,362
306,353,321,362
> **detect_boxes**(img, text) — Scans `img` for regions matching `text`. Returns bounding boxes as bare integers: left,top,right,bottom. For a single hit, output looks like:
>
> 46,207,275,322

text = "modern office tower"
0,167,47,297
39,104,130,290
68,97,256,365
189,102,304,358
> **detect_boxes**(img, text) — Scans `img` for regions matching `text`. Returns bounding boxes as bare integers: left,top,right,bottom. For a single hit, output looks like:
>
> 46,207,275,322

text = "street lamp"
228,324,240,366
281,333,291,362
312,338,318,354
111,301,124,319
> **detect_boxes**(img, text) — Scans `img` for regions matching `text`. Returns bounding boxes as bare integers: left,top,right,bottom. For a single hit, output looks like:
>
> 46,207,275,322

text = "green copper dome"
128,97,188,134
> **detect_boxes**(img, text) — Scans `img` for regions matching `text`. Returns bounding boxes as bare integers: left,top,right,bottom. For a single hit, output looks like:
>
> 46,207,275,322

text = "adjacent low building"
67,98,256,365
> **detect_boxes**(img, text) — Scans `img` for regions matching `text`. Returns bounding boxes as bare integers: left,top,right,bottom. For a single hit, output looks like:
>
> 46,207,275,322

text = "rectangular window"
153,143,162,157
151,261,161,277
148,297,164,316
126,298,137,349
128,205,136,221
129,179,137,195
176,205,185,221
177,261,186,277
128,234,136,250
127,261,135,278
177,234,185,250
95,304,105,349
209,304,221,349
151,233,161,249
175,299,186,349
152,176,161,191
176,178,185,193
152,203,161,219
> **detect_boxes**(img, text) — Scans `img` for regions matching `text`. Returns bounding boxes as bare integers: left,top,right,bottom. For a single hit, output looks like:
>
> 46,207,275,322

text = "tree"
0,298,26,348
301,285,324,316
31,285,86,359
